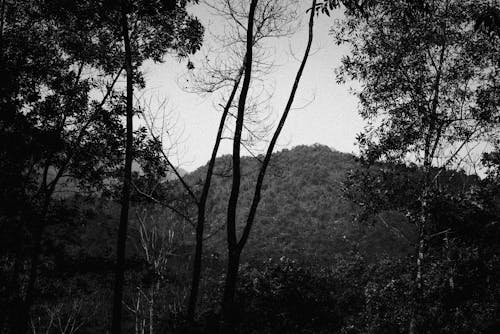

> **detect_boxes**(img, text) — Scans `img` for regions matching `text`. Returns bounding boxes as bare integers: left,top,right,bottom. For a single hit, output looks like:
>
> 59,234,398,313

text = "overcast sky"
139,2,363,172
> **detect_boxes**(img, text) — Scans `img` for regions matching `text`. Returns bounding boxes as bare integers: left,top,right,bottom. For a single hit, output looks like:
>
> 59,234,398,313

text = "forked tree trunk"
220,0,258,330
220,0,316,331
111,1,134,333
186,65,244,322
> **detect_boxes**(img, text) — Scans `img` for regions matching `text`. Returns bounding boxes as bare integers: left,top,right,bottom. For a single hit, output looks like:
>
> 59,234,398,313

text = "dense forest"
1,0,499,333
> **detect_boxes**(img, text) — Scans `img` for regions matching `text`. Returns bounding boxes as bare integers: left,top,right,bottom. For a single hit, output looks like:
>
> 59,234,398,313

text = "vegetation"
335,0,500,331
0,0,499,333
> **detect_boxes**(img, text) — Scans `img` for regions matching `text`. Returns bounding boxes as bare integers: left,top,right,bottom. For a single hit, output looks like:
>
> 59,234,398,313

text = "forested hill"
187,144,415,264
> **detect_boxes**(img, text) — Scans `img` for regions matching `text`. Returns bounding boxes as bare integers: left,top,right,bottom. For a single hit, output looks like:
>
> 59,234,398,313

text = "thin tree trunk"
410,162,431,334
444,231,454,289
220,249,241,333
22,162,60,333
409,35,446,333
135,296,139,334
18,161,53,333
239,0,316,249
149,282,155,334
409,205,426,334
221,0,258,330
186,210,205,322
416,190,428,292
2,250,22,333
16,191,51,334
111,1,134,333
220,0,316,330
186,65,244,322
0,0,6,61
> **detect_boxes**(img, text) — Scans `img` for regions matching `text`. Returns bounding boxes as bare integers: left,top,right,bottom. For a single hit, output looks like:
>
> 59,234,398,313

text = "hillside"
49,145,415,271
187,144,415,264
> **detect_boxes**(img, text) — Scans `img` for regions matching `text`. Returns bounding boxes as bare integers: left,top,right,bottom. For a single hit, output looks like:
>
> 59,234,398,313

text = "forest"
0,0,499,333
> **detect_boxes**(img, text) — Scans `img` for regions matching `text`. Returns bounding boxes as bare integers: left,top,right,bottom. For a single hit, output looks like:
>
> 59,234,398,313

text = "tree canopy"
335,0,500,168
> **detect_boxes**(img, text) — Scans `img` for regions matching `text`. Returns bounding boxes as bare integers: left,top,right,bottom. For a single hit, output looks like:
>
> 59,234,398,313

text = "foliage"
312,0,374,17
335,3,500,331
1,143,498,333
190,235,499,334
0,0,204,331
335,0,500,166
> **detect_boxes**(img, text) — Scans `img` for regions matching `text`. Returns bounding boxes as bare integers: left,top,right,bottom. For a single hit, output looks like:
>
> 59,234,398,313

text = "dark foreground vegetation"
2,146,500,333
1,0,500,333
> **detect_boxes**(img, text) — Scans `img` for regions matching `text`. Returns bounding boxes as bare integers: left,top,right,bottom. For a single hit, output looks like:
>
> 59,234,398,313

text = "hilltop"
187,144,415,264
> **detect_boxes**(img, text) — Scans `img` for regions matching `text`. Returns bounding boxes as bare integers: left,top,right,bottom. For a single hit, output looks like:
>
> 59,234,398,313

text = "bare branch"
132,182,195,227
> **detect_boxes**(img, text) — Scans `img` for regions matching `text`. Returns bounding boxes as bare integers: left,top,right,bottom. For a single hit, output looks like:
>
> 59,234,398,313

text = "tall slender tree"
186,66,244,321
220,0,318,330
141,0,302,321
335,0,500,332
111,0,203,334
111,2,134,332
108,1,203,332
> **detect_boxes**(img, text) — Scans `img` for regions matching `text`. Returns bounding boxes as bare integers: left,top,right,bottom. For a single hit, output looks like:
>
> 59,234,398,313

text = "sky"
139,2,363,172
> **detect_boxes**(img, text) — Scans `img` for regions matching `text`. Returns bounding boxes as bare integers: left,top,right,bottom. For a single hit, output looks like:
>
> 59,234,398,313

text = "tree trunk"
409,217,426,334
134,294,140,334
0,0,6,61
416,195,427,292
219,0,316,330
239,0,316,250
444,231,454,289
111,2,134,333
186,210,205,321
409,26,446,334
149,282,155,334
220,248,241,333
2,250,22,333
410,172,430,334
220,0,258,329
16,191,51,334
185,64,244,322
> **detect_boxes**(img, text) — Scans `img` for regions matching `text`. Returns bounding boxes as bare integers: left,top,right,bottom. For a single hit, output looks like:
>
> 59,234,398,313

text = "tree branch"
150,135,198,203
226,0,258,249
239,0,317,249
132,182,195,227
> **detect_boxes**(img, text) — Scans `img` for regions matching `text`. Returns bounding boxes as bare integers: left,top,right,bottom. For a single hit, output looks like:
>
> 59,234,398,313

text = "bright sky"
140,2,363,172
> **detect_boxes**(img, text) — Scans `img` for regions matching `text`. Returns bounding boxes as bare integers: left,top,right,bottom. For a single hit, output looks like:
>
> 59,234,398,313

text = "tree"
219,0,319,330
108,1,203,333
112,2,135,332
138,67,244,322
0,1,132,331
181,0,296,320
335,0,500,332
0,0,203,332
139,0,302,322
